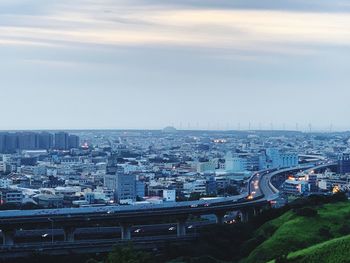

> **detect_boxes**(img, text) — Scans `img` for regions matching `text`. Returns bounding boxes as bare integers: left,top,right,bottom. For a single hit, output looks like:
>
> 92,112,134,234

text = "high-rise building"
68,135,80,149
307,173,318,192
225,152,247,172
0,133,6,153
4,133,18,153
266,148,281,168
115,172,136,203
206,177,217,195
266,148,298,169
17,132,38,150
197,160,217,173
280,153,298,168
38,132,54,150
246,155,260,171
135,180,145,199
259,154,267,170
104,168,136,203
338,153,350,174
54,132,69,150
0,132,76,152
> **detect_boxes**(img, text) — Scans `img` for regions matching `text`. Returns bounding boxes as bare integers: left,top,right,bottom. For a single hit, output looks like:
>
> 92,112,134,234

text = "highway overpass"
0,162,337,259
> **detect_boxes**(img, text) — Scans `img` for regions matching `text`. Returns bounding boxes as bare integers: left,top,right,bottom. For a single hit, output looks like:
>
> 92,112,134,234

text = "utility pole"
48,218,54,244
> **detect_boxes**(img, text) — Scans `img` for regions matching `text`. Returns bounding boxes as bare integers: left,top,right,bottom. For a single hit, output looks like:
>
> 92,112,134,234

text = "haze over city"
2,2,350,263
0,0,349,131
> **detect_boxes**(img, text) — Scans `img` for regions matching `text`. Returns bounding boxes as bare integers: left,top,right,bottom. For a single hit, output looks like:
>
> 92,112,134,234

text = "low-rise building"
163,189,176,202
34,194,64,208
282,179,308,195
0,188,24,204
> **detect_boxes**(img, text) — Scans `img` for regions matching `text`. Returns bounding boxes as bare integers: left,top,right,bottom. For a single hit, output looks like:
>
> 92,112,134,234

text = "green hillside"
284,234,350,263
244,202,350,263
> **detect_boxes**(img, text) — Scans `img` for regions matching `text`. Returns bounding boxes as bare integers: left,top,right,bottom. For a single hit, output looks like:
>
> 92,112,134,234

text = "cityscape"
1,0,350,263
0,129,349,262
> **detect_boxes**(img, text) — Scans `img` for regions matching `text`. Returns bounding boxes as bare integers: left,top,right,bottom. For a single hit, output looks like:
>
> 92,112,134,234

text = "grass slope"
285,234,350,263
244,202,350,263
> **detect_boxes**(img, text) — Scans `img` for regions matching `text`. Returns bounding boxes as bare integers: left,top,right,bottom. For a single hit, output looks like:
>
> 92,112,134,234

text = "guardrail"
268,178,279,194
264,162,338,197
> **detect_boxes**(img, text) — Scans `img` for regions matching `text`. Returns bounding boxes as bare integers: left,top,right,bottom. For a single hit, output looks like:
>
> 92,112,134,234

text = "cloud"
0,1,350,60
83,0,350,12
0,1,350,131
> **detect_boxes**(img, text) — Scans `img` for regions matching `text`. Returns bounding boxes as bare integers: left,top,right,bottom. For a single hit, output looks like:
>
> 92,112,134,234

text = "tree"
217,185,239,196
0,203,20,210
188,192,201,201
107,245,153,263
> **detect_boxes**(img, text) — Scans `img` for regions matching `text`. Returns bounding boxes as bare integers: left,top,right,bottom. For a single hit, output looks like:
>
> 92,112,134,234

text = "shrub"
294,207,318,217
275,254,289,263
240,235,265,257
262,224,278,237
318,226,333,239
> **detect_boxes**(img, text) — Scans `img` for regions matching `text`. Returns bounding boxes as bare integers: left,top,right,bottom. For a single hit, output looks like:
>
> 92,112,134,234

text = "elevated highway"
0,195,267,243
248,162,337,201
0,161,338,259
0,235,198,260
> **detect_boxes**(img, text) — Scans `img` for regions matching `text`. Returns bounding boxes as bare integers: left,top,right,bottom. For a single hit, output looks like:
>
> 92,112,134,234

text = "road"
0,162,338,259
8,221,214,243
0,235,198,260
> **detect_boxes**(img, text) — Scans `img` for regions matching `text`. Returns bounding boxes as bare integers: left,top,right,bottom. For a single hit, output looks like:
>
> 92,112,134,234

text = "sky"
0,0,350,131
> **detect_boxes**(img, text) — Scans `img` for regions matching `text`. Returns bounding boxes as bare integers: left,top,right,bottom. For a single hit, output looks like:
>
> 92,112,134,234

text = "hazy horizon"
1,0,349,131
0,127,346,133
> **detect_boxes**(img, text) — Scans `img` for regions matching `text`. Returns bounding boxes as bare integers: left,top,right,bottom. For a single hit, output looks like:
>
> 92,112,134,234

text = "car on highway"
247,195,254,200
190,204,198,208
168,227,176,231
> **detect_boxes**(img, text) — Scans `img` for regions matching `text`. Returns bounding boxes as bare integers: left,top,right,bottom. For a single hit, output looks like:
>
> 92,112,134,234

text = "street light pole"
48,218,54,244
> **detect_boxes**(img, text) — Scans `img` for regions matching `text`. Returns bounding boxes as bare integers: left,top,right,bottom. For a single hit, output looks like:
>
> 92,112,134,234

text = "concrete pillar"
177,218,187,237
2,229,15,246
215,212,226,225
121,224,132,240
63,227,75,242
241,210,249,223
